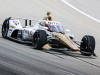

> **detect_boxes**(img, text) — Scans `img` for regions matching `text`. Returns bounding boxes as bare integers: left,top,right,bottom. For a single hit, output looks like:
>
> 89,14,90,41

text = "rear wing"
10,17,38,26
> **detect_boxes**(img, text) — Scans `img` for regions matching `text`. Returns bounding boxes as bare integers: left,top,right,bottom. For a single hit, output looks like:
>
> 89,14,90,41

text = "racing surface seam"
74,57,100,69
44,50,100,69
63,53,100,69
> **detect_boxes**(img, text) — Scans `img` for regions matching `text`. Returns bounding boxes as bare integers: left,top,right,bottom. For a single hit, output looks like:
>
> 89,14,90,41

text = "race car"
1,17,96,56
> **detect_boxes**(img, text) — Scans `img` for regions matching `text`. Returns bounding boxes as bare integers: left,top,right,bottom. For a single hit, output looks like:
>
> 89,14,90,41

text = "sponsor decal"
47,22,60,26
10,26,16,28
13,21,20,25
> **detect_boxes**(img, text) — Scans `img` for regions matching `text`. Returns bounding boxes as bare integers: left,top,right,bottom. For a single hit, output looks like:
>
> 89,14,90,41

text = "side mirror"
65,29,74,40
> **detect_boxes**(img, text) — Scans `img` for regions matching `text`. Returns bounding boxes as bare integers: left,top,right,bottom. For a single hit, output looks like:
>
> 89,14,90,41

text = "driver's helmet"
40,21,47,27
47,12,51,15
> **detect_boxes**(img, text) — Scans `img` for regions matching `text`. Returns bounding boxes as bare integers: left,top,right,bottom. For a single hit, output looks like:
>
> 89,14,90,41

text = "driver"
40,21,48,30
43,12,52,21
40,21,47,27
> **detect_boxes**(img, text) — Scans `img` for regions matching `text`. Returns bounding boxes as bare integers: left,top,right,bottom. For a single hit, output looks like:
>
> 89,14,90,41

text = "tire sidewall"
80,35,95,56
2,20,9,38
32,30,47,49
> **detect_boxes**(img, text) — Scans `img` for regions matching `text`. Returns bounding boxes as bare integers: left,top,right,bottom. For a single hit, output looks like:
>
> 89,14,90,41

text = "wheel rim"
33,33,40,48
2,23,9,37
81,37,88,51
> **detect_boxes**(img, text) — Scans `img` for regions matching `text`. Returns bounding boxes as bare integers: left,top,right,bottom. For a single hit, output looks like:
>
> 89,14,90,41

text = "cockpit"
45,21,64,33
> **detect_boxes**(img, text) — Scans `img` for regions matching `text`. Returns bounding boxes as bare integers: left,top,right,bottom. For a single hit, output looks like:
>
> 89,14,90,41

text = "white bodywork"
7,19,23,37
7,19,74,41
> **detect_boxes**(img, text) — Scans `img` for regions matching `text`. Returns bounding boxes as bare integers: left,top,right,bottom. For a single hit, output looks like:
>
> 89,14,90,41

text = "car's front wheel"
80,35,95,56
32,30,47,50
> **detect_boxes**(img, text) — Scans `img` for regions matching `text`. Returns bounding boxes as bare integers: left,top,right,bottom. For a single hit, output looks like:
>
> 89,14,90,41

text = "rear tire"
2,17,11,38
80,35,95,56
32,30,47,50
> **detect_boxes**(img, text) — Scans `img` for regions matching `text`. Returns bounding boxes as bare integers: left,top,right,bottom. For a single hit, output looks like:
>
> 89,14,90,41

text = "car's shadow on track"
33,48,97,59
41,49,97,59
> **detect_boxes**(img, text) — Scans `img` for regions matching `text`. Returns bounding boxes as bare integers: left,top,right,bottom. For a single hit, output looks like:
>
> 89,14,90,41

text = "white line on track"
61,0,100,23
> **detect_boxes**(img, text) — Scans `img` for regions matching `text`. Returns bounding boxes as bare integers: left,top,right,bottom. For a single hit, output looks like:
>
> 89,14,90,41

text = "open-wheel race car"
1,17,96,56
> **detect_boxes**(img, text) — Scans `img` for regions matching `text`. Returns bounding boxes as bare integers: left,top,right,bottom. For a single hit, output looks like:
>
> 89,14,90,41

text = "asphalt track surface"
0,0,100,75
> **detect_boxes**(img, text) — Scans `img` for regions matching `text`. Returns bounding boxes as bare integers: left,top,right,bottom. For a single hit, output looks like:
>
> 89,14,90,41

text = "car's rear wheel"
17,30,24,40
2,17,10,38
80,35,95,56
32,30,47,50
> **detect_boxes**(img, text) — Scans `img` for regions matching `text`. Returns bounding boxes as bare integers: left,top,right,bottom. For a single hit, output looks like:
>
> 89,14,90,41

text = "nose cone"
53,32,79,51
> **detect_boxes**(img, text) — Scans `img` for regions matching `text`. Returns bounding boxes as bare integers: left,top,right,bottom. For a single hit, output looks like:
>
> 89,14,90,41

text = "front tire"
80,35,95,56
32,30,47,50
